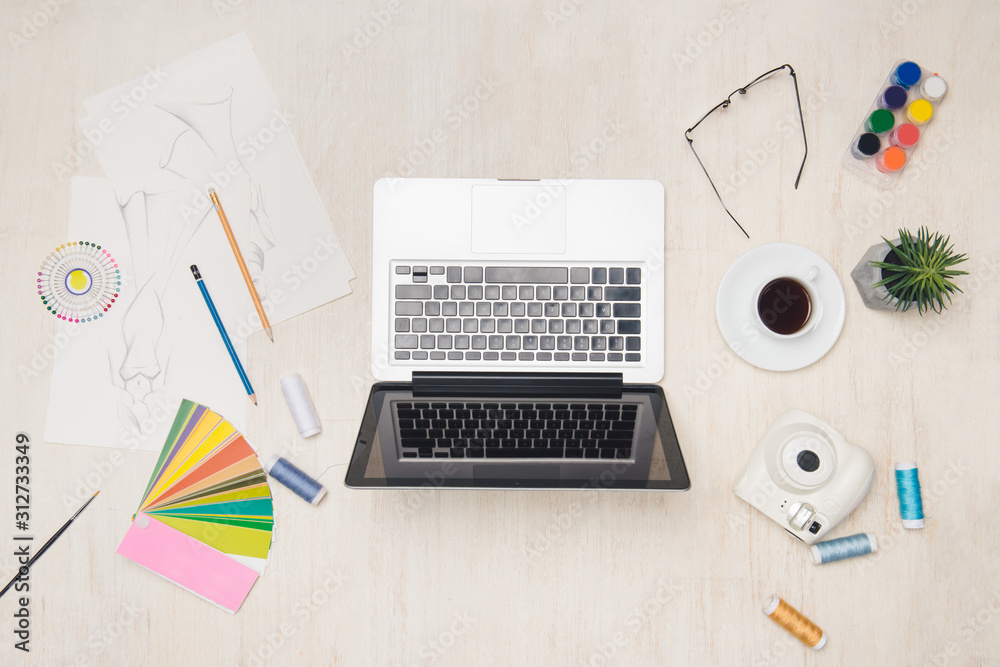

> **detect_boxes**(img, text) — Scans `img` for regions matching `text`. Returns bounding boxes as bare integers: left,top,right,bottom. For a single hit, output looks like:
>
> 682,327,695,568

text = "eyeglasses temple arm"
684,134,750,239
786,64,808,189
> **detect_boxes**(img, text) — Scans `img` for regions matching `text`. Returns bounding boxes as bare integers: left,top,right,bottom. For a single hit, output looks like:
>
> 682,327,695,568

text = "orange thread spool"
763,595,827,650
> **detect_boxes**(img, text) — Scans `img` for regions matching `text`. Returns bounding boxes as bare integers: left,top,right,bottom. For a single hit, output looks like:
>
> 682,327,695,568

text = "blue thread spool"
264,455,327,505
895,462,924,529
809,533,878,565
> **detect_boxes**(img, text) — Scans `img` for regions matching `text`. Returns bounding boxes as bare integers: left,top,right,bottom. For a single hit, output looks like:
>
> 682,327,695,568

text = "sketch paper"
44,176,250,451
78,32,354,330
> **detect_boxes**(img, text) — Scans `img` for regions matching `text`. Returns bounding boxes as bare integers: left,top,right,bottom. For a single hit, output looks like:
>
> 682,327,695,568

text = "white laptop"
346,178,690,490
371,178,665,383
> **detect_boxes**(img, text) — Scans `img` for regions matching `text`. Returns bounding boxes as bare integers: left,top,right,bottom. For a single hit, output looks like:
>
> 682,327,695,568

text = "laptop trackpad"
473,464,560,480
471,185,566,254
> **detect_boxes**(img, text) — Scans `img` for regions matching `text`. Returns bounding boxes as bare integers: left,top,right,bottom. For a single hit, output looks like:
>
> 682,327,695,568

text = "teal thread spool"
809,533,878,565
895,462,925,529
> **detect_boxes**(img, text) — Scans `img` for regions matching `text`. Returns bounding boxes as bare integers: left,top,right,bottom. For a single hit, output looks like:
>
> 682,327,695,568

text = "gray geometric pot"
850,238,915,311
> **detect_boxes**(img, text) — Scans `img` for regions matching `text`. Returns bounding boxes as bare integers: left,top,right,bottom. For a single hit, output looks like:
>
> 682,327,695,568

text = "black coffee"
757,278,812,335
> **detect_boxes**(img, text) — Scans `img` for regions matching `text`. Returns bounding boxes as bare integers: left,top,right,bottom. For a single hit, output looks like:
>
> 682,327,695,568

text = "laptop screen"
345,382,689,491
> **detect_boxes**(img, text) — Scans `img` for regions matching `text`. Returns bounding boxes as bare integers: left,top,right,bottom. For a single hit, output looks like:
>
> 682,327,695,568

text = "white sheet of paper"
44,177,251,451
78,32,354,330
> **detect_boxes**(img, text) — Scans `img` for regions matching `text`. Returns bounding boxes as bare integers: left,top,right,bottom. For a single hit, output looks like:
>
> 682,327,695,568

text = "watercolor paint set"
843,60,948,188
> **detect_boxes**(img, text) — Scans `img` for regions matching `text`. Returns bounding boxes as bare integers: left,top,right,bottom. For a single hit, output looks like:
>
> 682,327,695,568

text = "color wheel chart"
117,400,274,613
36,241,121,322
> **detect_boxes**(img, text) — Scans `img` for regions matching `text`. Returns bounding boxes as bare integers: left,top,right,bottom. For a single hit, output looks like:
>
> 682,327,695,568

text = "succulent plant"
869,227,968,314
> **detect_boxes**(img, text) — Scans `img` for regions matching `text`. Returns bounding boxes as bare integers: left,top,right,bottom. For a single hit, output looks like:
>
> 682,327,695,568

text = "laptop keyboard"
394,400,638,459
391,264,643,364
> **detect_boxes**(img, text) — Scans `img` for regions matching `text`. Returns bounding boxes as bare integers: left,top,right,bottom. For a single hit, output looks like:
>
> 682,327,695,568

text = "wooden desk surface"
1,1,998,665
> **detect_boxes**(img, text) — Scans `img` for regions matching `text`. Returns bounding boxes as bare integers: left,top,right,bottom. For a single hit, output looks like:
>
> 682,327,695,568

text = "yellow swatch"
143,411,222,505
144,421,238,509
152,514,272,560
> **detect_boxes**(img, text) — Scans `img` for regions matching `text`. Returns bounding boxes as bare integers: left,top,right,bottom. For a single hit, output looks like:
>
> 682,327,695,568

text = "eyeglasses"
684,64,808,238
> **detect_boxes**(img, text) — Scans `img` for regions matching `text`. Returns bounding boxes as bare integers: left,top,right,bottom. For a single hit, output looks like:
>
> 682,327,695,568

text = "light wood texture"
2,1,999,665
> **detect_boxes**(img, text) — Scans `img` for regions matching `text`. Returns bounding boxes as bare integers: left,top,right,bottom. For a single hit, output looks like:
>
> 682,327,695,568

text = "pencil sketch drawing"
106,80,278,435
109,185,205,435
155,82,276,294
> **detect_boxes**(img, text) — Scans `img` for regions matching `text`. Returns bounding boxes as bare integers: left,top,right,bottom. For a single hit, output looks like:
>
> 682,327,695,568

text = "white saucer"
715,243,846,372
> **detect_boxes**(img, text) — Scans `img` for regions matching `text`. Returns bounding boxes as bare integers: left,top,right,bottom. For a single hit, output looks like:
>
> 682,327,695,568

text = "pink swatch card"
117,513,259,613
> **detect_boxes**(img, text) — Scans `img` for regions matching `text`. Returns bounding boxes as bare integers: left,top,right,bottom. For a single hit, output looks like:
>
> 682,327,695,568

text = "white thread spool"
280,373,321,437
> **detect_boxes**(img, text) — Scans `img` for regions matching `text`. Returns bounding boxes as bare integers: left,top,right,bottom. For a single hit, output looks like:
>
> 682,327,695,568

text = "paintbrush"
0,491,99,599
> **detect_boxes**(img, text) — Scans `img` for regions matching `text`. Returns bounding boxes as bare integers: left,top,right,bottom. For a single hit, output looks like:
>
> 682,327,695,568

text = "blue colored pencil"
190,265,257,405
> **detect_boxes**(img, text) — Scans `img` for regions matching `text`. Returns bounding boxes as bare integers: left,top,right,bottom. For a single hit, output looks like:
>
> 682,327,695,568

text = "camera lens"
797,450,820,472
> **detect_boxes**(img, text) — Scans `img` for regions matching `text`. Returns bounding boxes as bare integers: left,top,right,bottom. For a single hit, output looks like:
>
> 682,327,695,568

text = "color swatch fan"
36,241,121,322
117,400,273,613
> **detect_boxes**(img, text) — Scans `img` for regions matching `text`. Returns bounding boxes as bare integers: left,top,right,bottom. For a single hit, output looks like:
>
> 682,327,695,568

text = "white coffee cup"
753,266,822,338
